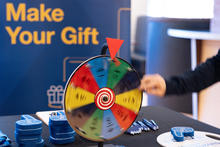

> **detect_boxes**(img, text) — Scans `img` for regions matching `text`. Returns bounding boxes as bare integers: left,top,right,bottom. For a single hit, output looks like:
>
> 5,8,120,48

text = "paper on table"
36,110,63,126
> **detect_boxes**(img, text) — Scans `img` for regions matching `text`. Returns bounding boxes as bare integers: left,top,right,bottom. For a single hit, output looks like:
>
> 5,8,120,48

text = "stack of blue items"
126,118,159,135
0,130,11,146
15,115,44,146
49,111,76,144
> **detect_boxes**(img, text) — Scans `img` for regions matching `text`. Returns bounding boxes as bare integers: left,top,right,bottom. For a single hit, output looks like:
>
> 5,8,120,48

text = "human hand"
139,74,166,97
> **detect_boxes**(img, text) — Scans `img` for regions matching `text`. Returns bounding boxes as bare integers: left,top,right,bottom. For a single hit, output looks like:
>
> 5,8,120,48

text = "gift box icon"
47,85,64,109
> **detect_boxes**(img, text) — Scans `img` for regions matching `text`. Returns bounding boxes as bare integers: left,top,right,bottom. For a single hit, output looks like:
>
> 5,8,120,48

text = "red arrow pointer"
106,38,124,60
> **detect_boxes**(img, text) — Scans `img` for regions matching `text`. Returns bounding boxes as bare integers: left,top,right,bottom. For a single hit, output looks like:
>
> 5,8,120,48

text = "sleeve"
165,49,220,95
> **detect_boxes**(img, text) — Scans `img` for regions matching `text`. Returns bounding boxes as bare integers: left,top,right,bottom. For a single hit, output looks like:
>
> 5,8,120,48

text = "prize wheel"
64,55,142,142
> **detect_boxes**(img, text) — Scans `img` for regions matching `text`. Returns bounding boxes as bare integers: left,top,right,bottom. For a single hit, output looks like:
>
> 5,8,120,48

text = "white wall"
146,0,214,18
131,0,148,52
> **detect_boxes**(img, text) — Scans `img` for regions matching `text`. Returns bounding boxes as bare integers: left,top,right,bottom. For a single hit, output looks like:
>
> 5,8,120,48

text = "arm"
139,50,220,96
166,49,220,95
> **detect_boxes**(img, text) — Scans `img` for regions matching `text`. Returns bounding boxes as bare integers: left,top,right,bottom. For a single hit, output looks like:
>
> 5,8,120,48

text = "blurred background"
131,0,220,128
1,0,220,129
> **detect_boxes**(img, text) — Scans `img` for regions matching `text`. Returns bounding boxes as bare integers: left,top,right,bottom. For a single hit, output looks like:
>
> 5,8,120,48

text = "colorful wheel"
64,55,142,142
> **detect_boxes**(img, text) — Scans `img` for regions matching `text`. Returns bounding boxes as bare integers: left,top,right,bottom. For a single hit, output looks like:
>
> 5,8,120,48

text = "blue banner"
0,0,130,115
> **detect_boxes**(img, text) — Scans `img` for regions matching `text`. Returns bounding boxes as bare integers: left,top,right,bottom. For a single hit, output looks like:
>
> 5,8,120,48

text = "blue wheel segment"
88,57,109,88
101,109,121,140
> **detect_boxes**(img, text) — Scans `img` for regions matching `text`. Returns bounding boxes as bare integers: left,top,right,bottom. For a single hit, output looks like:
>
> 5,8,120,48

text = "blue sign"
0,0,130,115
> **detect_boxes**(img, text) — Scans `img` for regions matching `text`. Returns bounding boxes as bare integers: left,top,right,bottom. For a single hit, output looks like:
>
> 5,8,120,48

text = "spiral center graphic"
102,96,108,102
95,87,115,110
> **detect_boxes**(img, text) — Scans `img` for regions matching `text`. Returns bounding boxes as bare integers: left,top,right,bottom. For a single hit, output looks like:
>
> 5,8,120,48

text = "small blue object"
125,122,142,135
136,121,150,131
126,119,159,135
49,136,75,144
0,130,11,147
150,120,159,130
18,138,44,147
0,136,6,145
15,132,42,144
49,128,76,138
142,119,157,131
49,111,75,144
15,127,42,136
49,124,73,134
171,127,194,142
49,111,69,126
16,115,42,130
15,115,44,146
15,115,42,136
132,122,143,131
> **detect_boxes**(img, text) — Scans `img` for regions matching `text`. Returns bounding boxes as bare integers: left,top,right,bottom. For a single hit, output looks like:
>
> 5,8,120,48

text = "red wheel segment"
111,103,137,131
70,64,99,94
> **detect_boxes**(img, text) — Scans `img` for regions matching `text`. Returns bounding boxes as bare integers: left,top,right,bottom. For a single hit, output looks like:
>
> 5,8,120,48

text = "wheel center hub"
95,87,115,110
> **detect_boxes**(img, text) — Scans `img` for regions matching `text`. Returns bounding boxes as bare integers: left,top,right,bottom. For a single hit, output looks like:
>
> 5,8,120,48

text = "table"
167,28,220,120
1,106,220,147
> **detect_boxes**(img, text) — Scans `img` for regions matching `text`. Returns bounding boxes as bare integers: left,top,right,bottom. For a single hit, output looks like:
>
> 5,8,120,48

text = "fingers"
140,75,159,90
139,74,166,97
139,75,156,90
146,88,164,97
